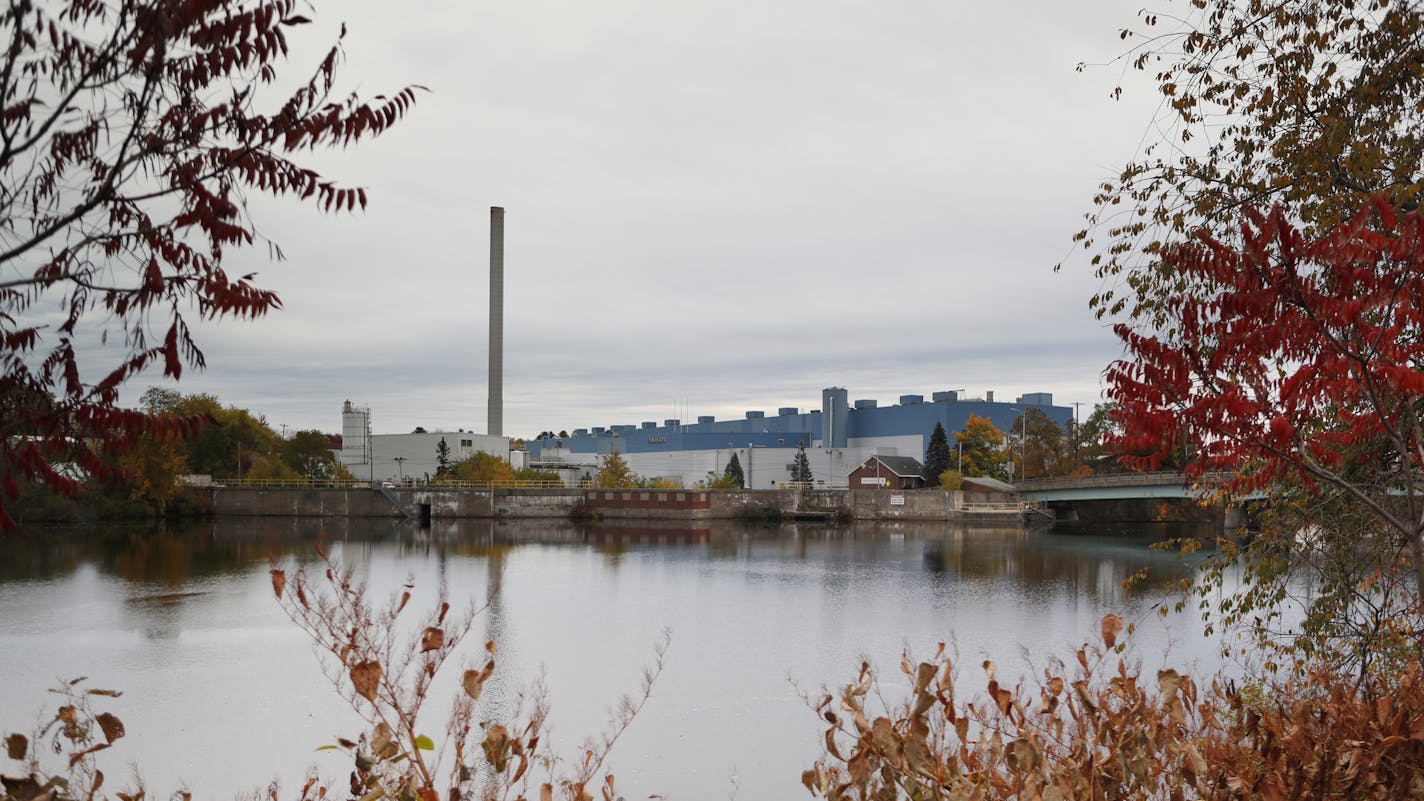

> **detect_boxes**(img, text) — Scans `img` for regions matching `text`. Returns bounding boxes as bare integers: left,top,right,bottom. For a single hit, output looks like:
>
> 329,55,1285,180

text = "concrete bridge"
1014,472,1257,529
1013,472,1244,502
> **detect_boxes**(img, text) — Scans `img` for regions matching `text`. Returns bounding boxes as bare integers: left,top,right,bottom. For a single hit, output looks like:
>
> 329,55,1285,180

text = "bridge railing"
1011,471,1244,492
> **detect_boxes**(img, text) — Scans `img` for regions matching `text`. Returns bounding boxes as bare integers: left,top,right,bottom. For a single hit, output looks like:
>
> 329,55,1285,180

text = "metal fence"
215,478,575,490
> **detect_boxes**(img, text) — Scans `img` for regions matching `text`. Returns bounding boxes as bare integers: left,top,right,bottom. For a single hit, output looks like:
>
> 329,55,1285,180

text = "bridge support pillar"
1224,504,1245,531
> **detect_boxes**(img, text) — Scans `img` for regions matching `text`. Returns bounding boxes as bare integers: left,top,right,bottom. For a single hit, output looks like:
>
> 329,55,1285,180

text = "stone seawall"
206,487,1025,522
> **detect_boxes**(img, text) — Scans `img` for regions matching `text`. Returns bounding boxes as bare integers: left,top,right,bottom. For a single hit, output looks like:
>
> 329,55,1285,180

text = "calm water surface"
0,517,1223,800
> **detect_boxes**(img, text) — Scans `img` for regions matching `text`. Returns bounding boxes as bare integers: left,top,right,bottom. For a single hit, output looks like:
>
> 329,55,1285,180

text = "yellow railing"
217,478,577,490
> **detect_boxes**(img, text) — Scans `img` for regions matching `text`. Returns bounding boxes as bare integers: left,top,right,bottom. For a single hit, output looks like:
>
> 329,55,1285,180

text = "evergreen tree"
790,445,814,485
435,437,452,477
923,422,952,482
724,453,745,489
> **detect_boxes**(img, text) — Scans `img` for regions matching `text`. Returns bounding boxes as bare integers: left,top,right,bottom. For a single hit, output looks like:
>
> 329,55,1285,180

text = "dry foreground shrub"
806,614,1424,801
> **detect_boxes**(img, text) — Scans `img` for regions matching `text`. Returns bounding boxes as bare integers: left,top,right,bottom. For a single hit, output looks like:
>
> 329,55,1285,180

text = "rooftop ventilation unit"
746,411,765,419
932,391,958,402
697,415,715,424
778,407,797,416
854,399,878,409
900,394,923,405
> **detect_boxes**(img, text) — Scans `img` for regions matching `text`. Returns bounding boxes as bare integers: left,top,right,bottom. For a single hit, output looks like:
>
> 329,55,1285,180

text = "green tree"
594,451,637,489
723,453,745,489
435,438,453,477
922,422,952,482
706,472,740,489
513,467,561,485
282,430,339,481
954,415,1008,481
790,445,814,485
168,394,280,480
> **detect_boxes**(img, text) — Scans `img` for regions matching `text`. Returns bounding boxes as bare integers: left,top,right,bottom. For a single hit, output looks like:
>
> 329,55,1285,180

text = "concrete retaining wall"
210,487,396,517
708,489,799,518
848,489,959,520
495,488,587,518
207,486,1035,522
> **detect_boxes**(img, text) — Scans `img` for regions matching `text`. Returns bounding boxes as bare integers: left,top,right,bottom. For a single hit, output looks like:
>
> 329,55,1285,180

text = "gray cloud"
119,0,1156,437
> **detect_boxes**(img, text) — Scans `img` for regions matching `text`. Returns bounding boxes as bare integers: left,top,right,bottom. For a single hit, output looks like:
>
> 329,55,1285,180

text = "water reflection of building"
524,387,1071,489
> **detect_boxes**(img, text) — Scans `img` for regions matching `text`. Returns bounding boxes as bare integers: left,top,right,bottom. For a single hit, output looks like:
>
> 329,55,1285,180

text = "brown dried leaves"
349,660,382,703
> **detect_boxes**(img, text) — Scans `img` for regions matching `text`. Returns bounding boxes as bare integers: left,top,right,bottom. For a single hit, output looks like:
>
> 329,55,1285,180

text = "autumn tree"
1108,201,1424,668
1080,0,1424,325
120,388,191,513
1074,403,1120,472
0,1,420,529
1010,408,1073,479
594,451,637,489
954,415,1008,481
451,452,514,486
922,422,952,483
244,453,302,482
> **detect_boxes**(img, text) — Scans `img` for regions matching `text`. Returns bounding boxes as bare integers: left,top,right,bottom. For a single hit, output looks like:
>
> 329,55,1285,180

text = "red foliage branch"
1107,198,1424,597
0,0,421,528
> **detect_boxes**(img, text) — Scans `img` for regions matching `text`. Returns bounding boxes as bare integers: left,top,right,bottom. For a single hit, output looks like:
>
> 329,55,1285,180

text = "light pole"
393,456,406,482
946,388,965,476
1006,406,1028,482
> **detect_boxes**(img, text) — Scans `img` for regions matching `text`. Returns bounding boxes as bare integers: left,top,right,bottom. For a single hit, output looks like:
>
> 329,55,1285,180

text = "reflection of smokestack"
488,206,504,436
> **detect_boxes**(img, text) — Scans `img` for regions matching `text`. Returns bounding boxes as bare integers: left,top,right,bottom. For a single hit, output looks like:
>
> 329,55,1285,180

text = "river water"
0,517,1225,800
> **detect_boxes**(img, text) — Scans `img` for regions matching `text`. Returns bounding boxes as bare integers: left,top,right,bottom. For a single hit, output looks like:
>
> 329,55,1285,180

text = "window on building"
461,439,473,447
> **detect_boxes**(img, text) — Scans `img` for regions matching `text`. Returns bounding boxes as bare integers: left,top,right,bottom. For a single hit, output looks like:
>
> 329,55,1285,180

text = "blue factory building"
525,387,1072,473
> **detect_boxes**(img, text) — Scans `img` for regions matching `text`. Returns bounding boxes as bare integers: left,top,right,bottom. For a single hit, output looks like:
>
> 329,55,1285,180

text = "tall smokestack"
488,206,504,436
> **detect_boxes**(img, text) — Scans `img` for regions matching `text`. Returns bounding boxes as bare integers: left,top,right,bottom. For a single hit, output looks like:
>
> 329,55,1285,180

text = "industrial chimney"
488,206,504,436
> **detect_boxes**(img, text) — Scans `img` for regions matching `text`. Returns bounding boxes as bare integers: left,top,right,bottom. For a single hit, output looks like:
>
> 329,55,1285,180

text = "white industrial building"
339,401,509,483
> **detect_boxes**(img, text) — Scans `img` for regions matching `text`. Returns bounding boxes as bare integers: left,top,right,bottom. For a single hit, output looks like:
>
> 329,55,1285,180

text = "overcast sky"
129,0,1163,438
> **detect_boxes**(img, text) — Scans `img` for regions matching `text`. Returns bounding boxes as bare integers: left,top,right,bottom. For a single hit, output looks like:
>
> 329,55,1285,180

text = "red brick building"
848,455,927,490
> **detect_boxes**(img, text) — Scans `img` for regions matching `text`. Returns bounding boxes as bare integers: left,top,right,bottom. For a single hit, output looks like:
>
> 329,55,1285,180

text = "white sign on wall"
890,493,905,506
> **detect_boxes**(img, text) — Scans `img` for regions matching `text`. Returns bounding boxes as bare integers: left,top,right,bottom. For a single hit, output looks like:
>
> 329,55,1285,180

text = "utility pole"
1071,401,1084,463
